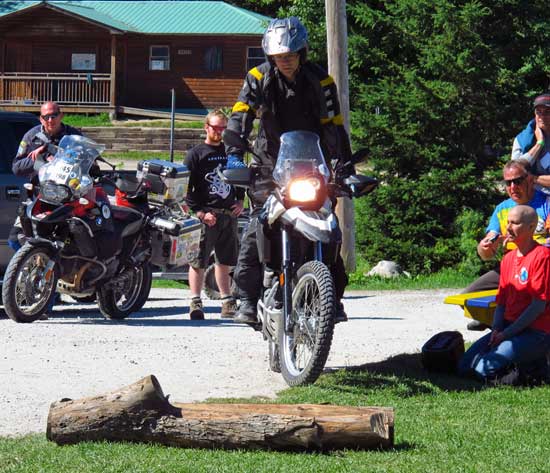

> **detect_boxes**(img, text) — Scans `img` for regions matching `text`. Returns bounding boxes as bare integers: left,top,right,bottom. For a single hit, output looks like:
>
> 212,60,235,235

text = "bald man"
459,205,550,384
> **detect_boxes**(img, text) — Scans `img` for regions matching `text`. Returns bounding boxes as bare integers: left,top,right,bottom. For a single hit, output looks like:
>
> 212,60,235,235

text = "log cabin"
0,1,269,115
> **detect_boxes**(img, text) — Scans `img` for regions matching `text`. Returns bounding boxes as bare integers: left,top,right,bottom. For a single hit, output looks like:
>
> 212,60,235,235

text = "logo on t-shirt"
205,169,231,199
519,266,528,284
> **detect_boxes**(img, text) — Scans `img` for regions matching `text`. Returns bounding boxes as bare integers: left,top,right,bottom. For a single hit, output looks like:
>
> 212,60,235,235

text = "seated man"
512,93,550,194
458,205,550,384
462,159,550,330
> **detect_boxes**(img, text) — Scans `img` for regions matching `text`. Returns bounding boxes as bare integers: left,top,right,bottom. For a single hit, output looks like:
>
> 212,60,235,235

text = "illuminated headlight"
287,178,321,202
41,182,71,203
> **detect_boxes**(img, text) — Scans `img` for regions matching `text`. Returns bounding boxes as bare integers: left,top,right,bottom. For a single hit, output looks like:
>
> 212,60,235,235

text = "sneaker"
234,299,258,324
488,367,521,387
221,298,237,319
467,320,490,331
189,298,204,320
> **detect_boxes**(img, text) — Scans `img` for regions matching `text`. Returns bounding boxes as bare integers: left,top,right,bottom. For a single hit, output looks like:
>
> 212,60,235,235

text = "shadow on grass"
323,352,482,396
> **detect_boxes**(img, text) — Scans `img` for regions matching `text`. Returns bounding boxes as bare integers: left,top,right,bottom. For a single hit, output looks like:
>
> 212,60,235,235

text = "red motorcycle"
2,136,200,322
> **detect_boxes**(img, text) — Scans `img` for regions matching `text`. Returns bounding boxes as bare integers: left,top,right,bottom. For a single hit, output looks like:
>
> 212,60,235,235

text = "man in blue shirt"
512,93,550,194
463,159,550,330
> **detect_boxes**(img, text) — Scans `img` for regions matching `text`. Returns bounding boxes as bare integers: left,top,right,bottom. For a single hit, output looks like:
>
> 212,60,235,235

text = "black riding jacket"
12,123,82,184
225,61,352,204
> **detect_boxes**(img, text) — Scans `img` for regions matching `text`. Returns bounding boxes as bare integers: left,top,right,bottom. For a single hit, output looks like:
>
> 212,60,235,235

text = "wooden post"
326,0,356,272
110,35,117,119
47,375,394,450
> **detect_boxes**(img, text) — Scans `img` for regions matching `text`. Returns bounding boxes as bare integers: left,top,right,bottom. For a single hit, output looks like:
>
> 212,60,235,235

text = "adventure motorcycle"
2,135,200,323
222,129,377,386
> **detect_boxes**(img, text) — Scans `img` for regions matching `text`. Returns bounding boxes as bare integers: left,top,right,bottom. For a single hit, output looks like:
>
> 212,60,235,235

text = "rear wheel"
2,244,58,323
203,263,238,300
97,263,152,320
278,261,335,386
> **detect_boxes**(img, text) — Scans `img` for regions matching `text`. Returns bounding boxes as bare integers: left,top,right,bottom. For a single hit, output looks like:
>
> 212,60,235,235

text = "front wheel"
97,263,152,320
278,260,336,386
2,244,58,323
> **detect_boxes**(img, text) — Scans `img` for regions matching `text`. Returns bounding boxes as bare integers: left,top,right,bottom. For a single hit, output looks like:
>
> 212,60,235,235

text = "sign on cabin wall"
72,53,96,71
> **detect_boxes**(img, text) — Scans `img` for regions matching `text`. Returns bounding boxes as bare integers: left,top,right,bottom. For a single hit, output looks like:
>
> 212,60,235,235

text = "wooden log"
47,375,394,450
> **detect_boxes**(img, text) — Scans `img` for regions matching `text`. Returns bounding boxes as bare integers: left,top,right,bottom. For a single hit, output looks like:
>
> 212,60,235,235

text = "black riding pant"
233,208,348,303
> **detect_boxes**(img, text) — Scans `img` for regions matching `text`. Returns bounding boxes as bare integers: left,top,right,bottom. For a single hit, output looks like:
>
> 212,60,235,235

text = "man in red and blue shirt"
459,205,550,384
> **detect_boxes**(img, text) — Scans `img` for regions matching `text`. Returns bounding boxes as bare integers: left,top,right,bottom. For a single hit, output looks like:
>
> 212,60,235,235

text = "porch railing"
0,72,112,106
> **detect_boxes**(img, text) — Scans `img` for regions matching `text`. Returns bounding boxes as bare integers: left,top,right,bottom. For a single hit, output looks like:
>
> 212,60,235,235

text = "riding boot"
234,299,258,324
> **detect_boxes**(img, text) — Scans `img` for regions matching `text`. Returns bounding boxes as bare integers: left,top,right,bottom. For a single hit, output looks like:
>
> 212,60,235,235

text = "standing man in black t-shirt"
184,110,244,320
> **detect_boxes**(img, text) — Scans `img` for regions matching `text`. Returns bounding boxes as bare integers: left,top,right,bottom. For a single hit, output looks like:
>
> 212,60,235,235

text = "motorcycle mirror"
344,174,378,197
351,148,369,165
222,129,250,152
221,167,252,187
96,156,116,170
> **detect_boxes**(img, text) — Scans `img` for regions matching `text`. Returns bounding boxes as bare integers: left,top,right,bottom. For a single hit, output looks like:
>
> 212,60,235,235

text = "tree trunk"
47,375,394,451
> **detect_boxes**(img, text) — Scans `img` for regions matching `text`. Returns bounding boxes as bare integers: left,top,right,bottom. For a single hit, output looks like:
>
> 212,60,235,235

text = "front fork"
281,228,323,335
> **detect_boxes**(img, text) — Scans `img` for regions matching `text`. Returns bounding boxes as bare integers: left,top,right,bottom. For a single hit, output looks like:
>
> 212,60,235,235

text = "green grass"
120,120,204,128
103,150,173,161
152,279,187,289
348,265,474,290
2,357,550,472
147,265,473,291
62,113,204,129
62,113,112,128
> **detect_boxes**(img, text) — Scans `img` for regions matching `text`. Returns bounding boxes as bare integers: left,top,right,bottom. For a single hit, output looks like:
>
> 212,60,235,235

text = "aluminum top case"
137,159,190,204
149,215,202,268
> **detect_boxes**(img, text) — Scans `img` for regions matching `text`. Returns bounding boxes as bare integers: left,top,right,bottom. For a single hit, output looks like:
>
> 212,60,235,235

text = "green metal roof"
0,1,271,34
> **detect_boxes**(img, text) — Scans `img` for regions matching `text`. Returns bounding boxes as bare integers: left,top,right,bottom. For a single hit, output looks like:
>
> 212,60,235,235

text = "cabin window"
247,47,265,70
71,53,96,71
149,45,170,71
204,46,223,72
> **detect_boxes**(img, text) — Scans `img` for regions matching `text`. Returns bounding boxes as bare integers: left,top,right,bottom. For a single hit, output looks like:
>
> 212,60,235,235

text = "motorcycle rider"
225,17,354,324
9,101,81,251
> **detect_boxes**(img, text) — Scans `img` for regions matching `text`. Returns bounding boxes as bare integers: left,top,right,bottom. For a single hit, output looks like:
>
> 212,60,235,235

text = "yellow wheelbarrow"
444,290,497,327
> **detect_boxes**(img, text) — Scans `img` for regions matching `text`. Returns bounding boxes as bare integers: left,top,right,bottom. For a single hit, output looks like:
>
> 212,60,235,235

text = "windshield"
272,131,330,187
38,135,104,198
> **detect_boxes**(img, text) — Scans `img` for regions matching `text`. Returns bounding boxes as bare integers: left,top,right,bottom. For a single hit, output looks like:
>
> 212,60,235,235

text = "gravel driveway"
0,288,480,437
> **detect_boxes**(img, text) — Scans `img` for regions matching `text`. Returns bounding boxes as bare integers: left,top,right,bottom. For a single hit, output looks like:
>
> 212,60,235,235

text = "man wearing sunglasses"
462,159,550,330
512,93,550,193
459,205,550,385
12,101,81,185
8,101,81,318
184,110,244,320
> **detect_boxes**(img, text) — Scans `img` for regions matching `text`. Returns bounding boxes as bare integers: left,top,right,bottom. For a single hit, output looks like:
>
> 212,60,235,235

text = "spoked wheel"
1,244,58,323
97,263,152,320
278,260,335,386
203,263,238,301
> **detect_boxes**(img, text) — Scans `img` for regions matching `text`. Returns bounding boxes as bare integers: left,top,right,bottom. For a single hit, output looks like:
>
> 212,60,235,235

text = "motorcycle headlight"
41,181,71,203
284,176,326,211
287,177,321,202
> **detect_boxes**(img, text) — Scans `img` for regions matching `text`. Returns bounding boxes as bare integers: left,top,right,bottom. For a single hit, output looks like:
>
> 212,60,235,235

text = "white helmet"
262,17,308,57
